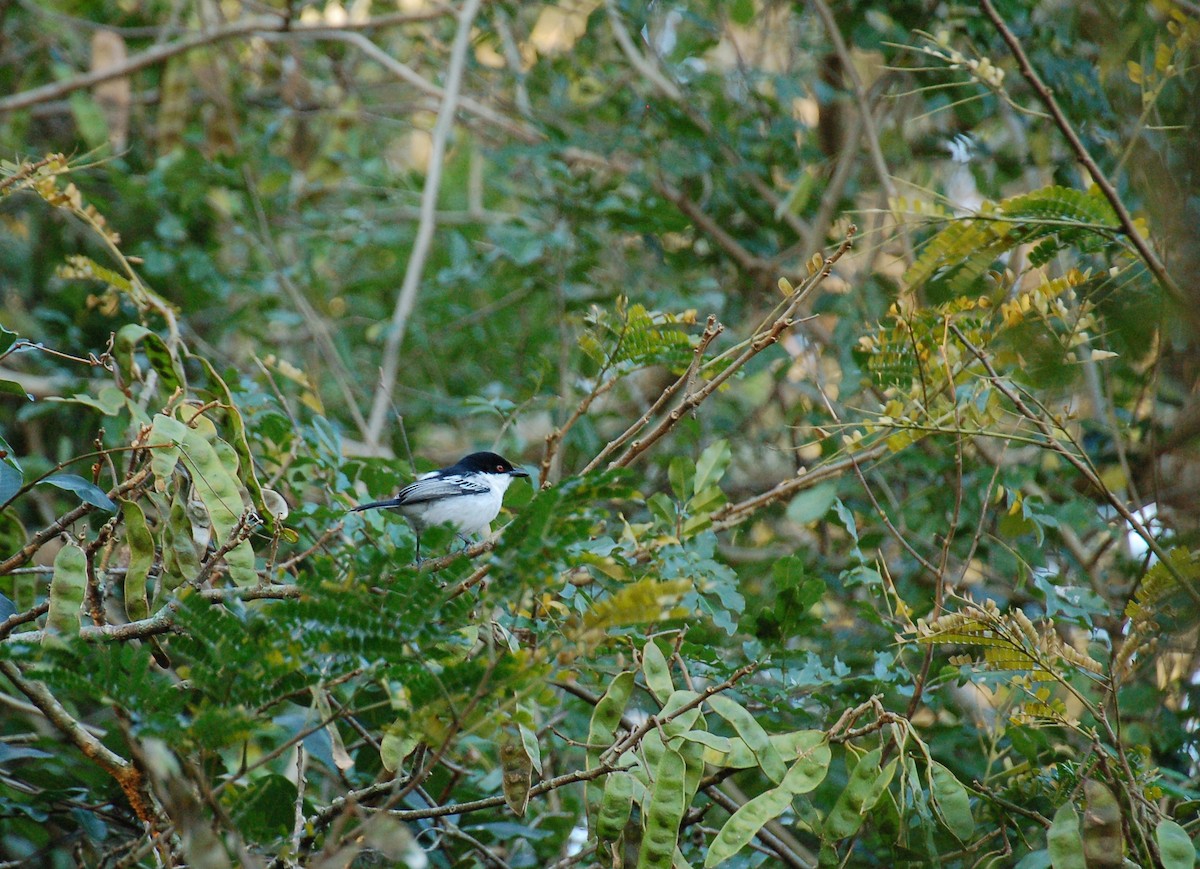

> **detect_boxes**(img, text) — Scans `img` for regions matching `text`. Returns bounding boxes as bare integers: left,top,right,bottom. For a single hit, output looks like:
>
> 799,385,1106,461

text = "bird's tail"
350,498,402,512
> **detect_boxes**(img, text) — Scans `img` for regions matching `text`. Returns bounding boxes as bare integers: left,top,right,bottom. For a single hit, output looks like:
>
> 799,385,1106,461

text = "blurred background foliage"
1,0,1199,866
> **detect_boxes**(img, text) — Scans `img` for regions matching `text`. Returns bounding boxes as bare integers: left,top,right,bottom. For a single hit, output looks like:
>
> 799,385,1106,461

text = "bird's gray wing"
392,474,490,504
352,474,490,512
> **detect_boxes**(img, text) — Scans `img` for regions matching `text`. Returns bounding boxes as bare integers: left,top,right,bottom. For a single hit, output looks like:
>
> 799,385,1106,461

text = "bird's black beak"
511,466,530,478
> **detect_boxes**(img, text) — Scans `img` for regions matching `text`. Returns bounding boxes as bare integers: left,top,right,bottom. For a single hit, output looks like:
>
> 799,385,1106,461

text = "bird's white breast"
395,472,513,535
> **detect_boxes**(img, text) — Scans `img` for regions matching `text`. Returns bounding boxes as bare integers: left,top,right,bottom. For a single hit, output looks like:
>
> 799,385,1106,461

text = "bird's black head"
454,451,530,477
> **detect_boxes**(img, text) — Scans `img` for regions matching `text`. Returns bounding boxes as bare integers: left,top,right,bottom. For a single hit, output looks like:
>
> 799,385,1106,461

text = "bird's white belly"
396,491,502,535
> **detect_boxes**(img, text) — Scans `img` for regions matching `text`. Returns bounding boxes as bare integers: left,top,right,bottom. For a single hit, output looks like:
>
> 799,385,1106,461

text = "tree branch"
0,7,475,115
363,0,486,447
0,659,161,826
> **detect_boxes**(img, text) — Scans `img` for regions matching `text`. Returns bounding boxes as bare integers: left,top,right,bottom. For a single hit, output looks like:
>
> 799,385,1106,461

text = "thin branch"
603,662,758,762
363,0,486,446
809,0,913,264
603,3,810,247
604,0,682,101
710,440,891,531
0,602,49,642
582,316,725,475
0,8,473,114
2,513,267,646
242,166,373,443
978,0,1188,317
560,147,775,275
609,227,856,468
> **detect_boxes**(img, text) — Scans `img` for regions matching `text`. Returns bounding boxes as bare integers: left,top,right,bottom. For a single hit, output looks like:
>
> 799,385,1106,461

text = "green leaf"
1048,803,1086,869
43,543,87,646
47,386,127,416
1156,819,1196,869
669,455,691,501
115,323,184,393
40,474,116,512
230,774,296,839
730,0,755,25
687,484,725,515
929,761,974,840
518,723,542,776
68,92,110,148
832,498,859,543
0,461,22,506
786,482,838,525
1013,851,1052,869
642,639,675,704
0,324,17,355
648,491,676,527
380,725,418,773
0,379,31,400
693,440,731,495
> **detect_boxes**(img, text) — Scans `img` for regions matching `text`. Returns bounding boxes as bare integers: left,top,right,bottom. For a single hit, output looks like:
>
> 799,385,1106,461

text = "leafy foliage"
1,2,1199,868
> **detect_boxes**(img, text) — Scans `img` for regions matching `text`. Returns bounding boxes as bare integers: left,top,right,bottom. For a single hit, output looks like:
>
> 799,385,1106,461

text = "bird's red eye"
496,464,505,472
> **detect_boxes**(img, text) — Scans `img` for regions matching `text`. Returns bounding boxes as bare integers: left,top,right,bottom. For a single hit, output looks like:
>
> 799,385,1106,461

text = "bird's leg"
414,532,423,565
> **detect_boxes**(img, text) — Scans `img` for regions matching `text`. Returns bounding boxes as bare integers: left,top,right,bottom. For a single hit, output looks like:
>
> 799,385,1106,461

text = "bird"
351,451,530,561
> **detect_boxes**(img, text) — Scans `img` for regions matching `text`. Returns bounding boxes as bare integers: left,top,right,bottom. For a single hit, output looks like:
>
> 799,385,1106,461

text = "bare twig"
604,0,682,101
242,167,372,443
582,316,725,475
310,29,539,144
609,227,855,468
710,439,890,531
363,0,486,447
0,602,49,642
2,513,266,646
